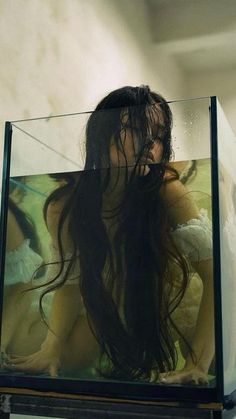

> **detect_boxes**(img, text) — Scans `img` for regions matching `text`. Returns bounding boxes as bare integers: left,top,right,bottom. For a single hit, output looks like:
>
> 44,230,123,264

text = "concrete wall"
0,0,185,177
185,68,236,135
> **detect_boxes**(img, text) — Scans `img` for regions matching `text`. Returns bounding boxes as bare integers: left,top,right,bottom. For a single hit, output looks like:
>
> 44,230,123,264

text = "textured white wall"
185,68,236,135
0,0,184,174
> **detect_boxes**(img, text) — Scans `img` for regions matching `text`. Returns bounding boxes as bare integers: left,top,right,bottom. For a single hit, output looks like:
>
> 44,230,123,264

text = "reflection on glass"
217,100,236,394
0,87,214,387
219,163,236,387
2,178,46,361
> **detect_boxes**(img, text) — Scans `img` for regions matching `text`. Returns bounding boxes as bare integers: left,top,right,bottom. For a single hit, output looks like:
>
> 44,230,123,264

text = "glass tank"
217,101,236,397
0,96,234,406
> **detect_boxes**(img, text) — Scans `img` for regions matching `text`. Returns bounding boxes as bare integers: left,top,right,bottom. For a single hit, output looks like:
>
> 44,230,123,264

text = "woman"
1,196,44,359
8,86,214,384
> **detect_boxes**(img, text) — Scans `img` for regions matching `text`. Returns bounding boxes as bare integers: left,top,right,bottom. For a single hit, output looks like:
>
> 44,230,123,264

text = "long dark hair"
42,86,191,380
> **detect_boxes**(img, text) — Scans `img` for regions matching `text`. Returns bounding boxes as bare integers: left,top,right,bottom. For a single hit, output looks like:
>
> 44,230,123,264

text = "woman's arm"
8,198,82,376
185,259,214,374
159,179,215,384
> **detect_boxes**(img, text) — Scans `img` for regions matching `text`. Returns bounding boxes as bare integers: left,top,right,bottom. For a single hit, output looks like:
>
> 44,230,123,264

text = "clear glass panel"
10,112,87,176
217,99,236,395
0,98,215,392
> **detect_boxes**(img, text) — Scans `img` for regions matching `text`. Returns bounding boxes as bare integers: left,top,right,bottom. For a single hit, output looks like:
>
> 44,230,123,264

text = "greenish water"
9,174,57,265
13,158,212,252
3,159,214,384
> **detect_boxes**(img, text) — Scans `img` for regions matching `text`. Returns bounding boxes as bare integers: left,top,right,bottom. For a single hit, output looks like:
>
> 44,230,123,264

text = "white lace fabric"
5,239,43,286
167,211,212,342
170,210,213,263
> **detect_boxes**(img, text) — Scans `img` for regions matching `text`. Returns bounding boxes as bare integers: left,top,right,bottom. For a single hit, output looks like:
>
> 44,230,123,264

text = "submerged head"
85,85,173,176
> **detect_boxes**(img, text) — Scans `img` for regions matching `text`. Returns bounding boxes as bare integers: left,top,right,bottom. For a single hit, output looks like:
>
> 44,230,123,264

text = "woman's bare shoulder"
46,184,75,219
160,177,199,226
46,197,67,216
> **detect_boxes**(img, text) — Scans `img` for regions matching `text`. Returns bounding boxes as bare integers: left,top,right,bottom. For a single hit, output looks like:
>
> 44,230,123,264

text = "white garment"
171,210,212,263
169,210,212,340
4,211,212,288
5,239,43,286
